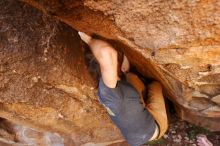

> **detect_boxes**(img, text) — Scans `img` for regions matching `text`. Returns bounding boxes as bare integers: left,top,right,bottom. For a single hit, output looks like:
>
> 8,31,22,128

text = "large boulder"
0,0,123,145
21,0,220,131
0,0,219,145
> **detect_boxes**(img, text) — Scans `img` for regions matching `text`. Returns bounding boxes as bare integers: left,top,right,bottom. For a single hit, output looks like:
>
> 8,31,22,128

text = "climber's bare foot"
121,55,130,73
197,134,213,146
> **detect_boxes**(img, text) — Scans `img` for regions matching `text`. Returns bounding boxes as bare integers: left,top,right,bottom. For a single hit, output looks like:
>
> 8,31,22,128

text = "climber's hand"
78,31,92,44
78,32,114,54
78,31,117,64
78,31,118,88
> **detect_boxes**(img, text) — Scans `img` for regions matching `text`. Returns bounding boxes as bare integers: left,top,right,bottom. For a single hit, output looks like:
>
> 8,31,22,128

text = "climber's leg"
125,72,161,140
121,55,130,73
121,54,167,139
78,32,118,88
125,72,146,107
146,81,168,139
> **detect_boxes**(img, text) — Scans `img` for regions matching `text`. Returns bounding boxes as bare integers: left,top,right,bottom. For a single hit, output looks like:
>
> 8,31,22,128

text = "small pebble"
163,134,169,139
58,113,64,118
174,139,181,143
184,137,189,141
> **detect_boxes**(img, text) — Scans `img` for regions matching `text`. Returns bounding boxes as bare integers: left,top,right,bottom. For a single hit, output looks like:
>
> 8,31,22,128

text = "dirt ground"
144,115,220,146
111,113,220,146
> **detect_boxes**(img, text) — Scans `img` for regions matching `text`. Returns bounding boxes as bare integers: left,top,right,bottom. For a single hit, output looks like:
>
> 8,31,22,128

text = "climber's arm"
78,32,118,88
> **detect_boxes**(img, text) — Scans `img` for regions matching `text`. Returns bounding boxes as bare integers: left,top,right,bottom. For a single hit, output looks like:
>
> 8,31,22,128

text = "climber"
78,32,168,146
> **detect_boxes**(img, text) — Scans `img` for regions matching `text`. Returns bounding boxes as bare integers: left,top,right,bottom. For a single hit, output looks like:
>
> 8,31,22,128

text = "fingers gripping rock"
78,31,92,44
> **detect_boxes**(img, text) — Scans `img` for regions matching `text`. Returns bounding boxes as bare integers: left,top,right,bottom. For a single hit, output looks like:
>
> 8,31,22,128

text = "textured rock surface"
0,0,123,145
0,118,72,146
0,0,220,145
21,0,220,131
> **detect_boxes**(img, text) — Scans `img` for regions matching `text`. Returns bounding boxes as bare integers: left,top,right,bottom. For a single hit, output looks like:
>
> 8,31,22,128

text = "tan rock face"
212,95,220,105
0,0,122,145
21,0,220,131
0,0,220,145
0,118,70,146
